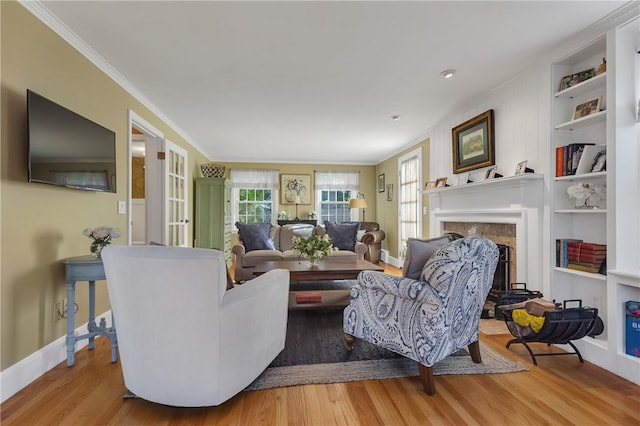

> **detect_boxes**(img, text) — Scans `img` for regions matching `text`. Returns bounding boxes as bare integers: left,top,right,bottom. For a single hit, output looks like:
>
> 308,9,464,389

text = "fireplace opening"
482,243,510,319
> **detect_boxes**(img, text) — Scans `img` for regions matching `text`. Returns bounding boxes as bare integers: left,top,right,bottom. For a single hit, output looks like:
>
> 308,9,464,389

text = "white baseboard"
0,311,113,403
385,254,403,269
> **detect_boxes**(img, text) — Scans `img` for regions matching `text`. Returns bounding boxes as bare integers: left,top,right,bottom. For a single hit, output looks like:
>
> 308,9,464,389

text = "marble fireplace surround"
425,174,544,292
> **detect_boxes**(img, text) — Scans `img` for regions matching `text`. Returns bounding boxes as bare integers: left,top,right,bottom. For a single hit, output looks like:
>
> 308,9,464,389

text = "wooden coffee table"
253,259,383,310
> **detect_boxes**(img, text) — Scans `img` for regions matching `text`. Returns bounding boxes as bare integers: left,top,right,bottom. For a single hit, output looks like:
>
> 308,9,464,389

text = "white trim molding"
0,312,114,403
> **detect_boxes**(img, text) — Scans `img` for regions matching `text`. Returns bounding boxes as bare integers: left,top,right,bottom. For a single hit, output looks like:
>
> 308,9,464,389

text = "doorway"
397,147,422,261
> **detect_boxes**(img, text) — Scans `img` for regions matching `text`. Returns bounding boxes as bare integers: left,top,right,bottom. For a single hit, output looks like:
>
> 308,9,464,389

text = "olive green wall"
0,2,209,370
217,161,377,219
374,138,431,260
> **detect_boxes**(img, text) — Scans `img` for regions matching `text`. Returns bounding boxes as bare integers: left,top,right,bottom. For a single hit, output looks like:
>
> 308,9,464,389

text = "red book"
568,253,607,263
556,146,565,177
295,291,322,303
567,242,607,251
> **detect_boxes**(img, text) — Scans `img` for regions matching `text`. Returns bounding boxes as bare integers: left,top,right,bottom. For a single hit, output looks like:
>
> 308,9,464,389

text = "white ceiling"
37,1,628,165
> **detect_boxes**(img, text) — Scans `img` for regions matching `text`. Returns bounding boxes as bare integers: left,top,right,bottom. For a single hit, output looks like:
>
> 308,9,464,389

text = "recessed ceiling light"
440,69,456,79
391,115,401,121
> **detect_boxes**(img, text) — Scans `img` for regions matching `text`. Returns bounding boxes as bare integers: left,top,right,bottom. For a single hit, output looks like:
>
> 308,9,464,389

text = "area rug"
245,304,527,391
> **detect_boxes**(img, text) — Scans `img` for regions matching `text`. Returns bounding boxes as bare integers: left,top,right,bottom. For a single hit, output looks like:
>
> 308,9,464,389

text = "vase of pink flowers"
83,226,120,258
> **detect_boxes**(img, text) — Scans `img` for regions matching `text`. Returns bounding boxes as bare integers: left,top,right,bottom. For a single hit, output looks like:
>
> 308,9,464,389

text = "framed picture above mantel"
452,109,495,174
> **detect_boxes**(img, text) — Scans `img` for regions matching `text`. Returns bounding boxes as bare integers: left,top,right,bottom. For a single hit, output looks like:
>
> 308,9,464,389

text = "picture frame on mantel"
452,109,495,174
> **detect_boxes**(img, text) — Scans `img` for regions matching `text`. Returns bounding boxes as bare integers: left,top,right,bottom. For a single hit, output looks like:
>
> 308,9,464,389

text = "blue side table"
62,255,118,367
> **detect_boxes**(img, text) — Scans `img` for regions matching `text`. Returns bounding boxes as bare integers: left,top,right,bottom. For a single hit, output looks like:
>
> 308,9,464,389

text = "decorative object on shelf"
485,167,503,179
424,181,437,190
200,163,226,178
278,211,288,220
590,150,606,173
82,226,120,258
515,160,534,175
435,177,448,188
574,145,606,175
455,172,470,185
281,174,310,205
571,96,602,120
386,184,393,201
349,193,368,221
452,109,495,173
567,182,606,209
596,58,606,76
377,174,385,193
307,210,317,220
559,68,595,91
291,234,336,266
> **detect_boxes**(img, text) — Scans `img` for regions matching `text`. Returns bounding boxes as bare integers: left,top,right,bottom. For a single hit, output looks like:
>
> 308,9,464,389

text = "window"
238,189,272,224
315,171,359,224
398,148,422,259
230,169,279,225
319,190,352,223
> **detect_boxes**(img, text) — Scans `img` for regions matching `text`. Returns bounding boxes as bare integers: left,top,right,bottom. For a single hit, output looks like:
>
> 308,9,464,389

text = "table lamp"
349,194,367,222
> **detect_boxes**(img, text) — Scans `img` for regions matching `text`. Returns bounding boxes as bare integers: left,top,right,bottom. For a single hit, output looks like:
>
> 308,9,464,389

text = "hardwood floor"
3,264,639,425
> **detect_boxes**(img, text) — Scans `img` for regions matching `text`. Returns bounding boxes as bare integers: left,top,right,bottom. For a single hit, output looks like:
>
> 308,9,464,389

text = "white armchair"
102,245,289,407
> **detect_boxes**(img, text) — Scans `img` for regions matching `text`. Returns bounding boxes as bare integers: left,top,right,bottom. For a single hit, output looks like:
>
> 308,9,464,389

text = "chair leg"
417,363,436,395
344,333,356,352
468,341,482,364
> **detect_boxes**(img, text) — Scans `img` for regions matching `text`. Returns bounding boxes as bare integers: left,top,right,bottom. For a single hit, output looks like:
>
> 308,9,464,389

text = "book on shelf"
556,238,583,268
555,143,595,176
567,262,603,274
567,241,606,251
568,253,606,263
295,291,322,303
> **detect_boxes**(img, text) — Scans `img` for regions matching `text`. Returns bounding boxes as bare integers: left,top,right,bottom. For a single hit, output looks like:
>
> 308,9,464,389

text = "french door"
164,140,189,246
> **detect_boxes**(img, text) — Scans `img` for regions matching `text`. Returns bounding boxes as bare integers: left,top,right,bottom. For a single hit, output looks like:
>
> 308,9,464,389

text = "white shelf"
554,267,607,281
555,208,606,214
554,73,606,98
555,171,606,181
421,173,543,195
554,110,606,130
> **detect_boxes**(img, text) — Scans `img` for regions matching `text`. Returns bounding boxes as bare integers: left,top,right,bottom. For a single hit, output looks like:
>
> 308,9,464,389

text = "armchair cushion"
402,235,452,279
235,222,276,252
324,221,359,251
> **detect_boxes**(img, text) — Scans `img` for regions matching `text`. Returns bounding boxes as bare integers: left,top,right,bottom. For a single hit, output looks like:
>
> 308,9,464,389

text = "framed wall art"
281,174,311,204
386,184,393,201
452,109,495,174
378,174,385,193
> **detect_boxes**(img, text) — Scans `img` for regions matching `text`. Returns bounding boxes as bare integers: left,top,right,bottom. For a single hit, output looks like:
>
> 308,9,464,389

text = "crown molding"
18,0,210,159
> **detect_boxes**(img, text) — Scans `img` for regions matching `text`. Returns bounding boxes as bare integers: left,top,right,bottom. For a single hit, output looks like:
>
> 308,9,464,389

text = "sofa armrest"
354,241,368,258
232,244,246,279
361,229,385,245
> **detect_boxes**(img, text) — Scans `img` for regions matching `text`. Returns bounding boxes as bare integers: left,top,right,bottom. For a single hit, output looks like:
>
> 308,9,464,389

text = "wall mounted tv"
27,89,117,193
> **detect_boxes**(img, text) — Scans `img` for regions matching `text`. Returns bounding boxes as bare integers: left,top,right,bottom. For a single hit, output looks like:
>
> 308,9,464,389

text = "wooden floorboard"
3,263,639,425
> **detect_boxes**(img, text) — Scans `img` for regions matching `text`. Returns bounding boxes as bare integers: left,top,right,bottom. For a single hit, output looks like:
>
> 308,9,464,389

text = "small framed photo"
485,167,498,179
386,184,393,201
559,68,596,92
590,150,606,172
377,174,385,193
572,96,602,120
425,181,437,190
435,177,448,188
515,160,528,175
456,172,470,185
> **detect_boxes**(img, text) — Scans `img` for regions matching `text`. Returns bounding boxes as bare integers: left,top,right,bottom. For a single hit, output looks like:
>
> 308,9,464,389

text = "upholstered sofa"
358,221,386,263
232,222,368,282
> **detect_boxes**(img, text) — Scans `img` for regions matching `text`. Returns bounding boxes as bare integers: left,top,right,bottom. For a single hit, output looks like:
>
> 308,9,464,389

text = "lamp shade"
349,198,367,209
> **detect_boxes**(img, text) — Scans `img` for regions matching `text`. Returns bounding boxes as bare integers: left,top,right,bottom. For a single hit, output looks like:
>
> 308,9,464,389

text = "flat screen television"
27,89,117,192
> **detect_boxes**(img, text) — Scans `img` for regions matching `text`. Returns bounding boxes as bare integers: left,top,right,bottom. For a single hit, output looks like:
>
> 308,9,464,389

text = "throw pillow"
324,221,359,251
235,222,276,252
402,235,452,280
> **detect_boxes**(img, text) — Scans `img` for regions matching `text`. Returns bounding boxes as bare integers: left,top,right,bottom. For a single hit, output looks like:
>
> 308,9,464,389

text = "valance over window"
230,169,279,189
314,171,359,190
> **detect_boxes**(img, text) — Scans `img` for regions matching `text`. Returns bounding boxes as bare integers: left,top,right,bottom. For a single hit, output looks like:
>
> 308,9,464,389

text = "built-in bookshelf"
549,17,639,385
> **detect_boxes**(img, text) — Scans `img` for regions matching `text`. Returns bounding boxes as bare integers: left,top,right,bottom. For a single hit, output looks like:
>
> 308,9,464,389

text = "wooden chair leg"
344,333,356,352
468,341,482,363
417,363,435,395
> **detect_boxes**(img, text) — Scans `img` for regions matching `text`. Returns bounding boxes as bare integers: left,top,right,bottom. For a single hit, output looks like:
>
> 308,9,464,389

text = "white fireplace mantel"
422,173,545,290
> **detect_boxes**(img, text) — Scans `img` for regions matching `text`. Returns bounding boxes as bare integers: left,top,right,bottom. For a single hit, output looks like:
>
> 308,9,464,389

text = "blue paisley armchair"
343,237,499,395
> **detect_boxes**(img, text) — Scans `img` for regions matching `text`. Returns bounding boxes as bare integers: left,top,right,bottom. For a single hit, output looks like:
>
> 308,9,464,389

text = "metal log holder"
499,299,599,365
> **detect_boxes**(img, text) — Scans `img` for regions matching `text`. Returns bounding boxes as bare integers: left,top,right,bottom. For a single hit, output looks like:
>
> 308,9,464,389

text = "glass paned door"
398,148,422,260
164,140,188,246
